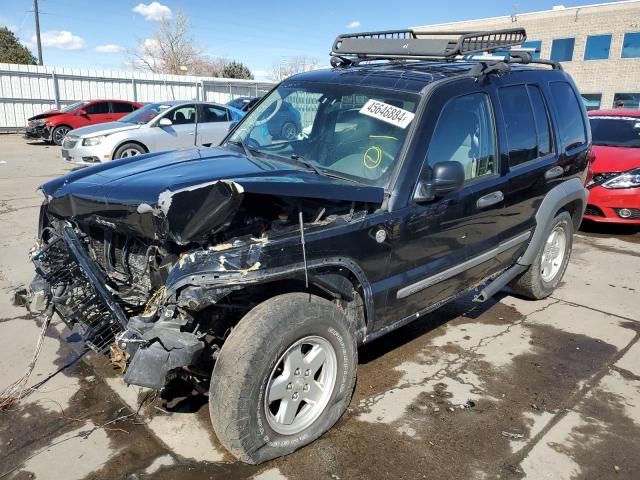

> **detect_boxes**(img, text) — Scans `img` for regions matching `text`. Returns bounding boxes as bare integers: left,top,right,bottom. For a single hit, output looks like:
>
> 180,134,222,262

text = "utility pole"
34,0,43,65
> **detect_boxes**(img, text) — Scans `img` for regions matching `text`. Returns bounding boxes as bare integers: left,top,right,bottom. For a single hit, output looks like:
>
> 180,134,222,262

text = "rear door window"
527,85,553,157
111,102,136,113
549,82,587,151
84,102,110,114
201,105,230,122
499,85,538,167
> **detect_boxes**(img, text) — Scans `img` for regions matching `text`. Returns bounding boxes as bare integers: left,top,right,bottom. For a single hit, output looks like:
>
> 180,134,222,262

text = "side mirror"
76,109,87,116
228,121,238,132
158,118,173,127
414,161,466,202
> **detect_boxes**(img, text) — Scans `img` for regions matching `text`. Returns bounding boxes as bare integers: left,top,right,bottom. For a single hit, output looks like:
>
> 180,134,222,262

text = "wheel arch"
519,177,587,266
174,257,373,345
111,139,149,159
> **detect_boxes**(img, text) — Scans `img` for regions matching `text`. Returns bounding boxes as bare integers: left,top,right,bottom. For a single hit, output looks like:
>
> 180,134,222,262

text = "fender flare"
518,177,587,266
166,255,376,336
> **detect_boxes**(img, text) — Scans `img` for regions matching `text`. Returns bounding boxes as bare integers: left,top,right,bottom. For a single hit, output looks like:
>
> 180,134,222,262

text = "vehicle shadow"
358,291,508,365
158,291,512,412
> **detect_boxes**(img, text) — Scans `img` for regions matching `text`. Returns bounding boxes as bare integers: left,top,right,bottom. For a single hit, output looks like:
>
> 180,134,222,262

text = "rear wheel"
510,211,573,299
209,293,357,464
113,142,145,159
52,125,70,146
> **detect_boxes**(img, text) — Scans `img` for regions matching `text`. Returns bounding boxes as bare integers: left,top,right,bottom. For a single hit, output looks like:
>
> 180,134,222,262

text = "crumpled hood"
28,110,62,121
40,147,385,244
69,121,142,138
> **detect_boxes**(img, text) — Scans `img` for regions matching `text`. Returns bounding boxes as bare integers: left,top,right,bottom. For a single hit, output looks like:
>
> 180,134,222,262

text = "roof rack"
331,28,527,60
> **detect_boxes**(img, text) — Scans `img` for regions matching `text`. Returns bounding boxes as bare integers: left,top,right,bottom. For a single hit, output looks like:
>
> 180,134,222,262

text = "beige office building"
414,0,640,110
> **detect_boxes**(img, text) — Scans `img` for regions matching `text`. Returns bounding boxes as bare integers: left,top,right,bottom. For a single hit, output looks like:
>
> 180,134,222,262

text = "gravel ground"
1,134,639,480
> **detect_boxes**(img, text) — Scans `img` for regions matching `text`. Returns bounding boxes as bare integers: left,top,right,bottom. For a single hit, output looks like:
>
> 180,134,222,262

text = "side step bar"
473,263,527,302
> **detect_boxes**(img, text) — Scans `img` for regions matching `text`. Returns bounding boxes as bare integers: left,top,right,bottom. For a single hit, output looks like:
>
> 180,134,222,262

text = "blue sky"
0,0,621,79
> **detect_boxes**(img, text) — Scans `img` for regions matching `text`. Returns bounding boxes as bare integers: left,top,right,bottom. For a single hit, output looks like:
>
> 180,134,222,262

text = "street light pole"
33,0,43,65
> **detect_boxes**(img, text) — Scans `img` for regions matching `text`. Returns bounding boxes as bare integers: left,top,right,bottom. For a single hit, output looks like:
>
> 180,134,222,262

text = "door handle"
545,166,564,180
476,191,504,209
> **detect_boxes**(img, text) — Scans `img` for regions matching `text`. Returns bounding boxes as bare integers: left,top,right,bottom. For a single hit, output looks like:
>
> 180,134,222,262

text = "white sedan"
61,100,244,165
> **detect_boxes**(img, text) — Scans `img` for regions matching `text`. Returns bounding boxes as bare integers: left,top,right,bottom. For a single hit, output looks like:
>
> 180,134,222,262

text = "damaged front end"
18,156,382,391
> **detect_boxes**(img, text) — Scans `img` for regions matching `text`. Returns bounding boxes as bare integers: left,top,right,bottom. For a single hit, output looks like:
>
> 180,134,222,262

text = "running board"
473,263,527,302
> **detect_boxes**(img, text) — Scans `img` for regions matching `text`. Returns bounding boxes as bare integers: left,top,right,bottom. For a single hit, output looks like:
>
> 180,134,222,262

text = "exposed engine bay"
19,185,377,391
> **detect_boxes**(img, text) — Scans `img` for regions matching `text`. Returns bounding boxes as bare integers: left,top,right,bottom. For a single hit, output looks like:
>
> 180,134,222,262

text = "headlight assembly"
602,168,640,189
82,135,106,147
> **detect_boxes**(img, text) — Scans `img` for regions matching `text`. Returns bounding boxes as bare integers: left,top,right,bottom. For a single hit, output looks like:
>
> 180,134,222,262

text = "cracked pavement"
0,135,639,479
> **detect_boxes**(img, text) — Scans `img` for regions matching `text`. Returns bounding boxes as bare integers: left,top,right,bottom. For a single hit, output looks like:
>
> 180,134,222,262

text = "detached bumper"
19,224,204,390
24,125,45,140
585,186,640,224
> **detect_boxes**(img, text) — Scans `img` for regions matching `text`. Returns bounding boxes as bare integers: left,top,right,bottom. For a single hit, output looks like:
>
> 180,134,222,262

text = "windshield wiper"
290,155,362,184
291,154,322,175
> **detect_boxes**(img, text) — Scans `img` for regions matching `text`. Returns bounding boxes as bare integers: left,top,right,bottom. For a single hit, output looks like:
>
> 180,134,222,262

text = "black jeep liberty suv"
16,28,590,463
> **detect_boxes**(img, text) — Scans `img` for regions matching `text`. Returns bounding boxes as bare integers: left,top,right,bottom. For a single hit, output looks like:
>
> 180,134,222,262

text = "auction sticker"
360,99,415,129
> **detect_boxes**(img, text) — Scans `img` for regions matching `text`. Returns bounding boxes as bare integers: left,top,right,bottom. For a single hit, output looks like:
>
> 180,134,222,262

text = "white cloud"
347,21,361,29
35,30,86,50
95,44,125,54
133,2,172,21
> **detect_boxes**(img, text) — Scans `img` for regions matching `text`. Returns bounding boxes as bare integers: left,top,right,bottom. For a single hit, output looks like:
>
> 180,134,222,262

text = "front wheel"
113,142,146,159
510,211,574,299
51,125,70,146
209,293,357,464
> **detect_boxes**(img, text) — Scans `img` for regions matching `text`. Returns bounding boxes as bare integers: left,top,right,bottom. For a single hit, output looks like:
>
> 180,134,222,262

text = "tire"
209,292,357,464
51,125,70,146
510,211,574,299
281,121,299,141
113,142,146,159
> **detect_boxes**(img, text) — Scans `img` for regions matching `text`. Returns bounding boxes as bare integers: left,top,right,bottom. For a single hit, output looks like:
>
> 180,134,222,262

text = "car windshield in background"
62,101,86,113
119,103,172,125
228,82,420,187
590,116,640,148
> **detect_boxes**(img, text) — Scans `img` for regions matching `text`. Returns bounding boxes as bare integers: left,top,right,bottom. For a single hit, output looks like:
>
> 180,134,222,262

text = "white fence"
0,63,274,131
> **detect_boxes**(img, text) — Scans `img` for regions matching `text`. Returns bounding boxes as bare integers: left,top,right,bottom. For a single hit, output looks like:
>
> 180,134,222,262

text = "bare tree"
269,55,320,81
129,10,204,74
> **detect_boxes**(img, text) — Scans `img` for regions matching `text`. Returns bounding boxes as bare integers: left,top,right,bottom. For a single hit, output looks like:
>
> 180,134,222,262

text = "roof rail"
331,28,527,60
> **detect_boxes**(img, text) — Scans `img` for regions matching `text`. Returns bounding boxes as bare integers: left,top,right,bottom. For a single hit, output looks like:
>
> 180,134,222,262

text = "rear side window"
527,85,552,157
549,82,587,151
499,85,537,167
426,92,497,182
202,105,230,123
111,102,135,113
84,102,110,114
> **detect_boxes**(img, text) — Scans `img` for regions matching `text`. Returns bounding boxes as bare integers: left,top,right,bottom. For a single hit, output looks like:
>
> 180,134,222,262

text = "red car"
584,109,640,224
25,99,142,146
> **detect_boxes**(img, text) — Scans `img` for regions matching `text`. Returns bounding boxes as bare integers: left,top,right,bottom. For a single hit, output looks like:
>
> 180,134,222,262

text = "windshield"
590,116,640,148
63,101,86,113
119,103,173,125
227,81,420,187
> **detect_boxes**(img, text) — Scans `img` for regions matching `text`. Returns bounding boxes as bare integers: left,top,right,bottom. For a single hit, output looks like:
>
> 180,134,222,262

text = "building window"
621,32,640,58
550,38,575,62
522,40,542,59
584,35,611,60
613,93,640,109
581,94,602,111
